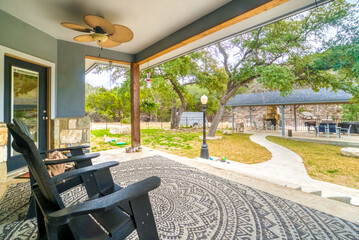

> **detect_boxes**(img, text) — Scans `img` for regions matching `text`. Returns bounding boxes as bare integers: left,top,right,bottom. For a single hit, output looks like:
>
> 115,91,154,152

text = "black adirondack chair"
7,123,160,239
13,118,102,219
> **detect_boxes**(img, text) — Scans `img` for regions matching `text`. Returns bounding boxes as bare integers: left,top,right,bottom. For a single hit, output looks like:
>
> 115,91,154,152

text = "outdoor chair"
264,121,275,131
13,118,98,219
337,123,353,137
235,122,244,132
316,123,339,138
7,123,160,240
252,121,260,130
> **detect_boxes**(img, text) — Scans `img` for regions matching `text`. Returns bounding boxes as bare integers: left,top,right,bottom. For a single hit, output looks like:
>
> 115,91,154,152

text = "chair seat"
92,208,136,238
68,214,109,240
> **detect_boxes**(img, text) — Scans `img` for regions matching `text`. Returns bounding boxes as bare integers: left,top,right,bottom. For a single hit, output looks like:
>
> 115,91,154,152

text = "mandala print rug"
0,155,358,239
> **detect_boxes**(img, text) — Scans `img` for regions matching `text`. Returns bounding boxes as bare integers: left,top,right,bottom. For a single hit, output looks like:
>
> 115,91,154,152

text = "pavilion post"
231,107,235,132
280,105,285,136
249,106,253,126
131,63,141,148
293,105,299,131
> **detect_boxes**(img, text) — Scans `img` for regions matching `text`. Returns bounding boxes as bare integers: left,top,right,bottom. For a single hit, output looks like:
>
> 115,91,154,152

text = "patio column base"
125,146,142,153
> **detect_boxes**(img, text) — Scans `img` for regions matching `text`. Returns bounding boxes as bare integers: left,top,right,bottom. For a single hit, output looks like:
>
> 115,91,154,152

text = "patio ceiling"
0,0,331,69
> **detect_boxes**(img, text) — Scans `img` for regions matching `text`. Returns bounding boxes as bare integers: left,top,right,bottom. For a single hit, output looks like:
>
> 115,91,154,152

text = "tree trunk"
208,95,230,137
208,102,227,137
170,99,186,129
168,78,187,129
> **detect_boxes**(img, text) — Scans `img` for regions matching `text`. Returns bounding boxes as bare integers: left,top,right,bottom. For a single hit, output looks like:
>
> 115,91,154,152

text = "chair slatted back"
13,118,33,139
7,123,64,208
328,123,336,133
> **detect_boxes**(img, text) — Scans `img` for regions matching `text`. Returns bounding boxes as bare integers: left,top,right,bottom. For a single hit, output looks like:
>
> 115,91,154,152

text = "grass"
91,129,271,164
267,136,359,189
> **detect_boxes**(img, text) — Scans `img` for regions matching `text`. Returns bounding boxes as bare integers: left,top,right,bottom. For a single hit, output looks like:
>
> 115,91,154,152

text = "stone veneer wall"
233,104,344,129
50,117,91,149
0,123,7,181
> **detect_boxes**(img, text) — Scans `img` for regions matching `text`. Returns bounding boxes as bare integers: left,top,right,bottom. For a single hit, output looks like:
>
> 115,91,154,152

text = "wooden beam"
85,56,131,66
130,63,141,148
5,53,51,68
137,0,288,65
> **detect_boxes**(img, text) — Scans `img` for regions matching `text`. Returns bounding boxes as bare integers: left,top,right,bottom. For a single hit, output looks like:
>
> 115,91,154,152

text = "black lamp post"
200,95,209,159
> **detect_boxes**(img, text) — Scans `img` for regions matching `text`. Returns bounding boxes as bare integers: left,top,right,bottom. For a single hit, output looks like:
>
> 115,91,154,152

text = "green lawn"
267,136,359,189
91,129,271,164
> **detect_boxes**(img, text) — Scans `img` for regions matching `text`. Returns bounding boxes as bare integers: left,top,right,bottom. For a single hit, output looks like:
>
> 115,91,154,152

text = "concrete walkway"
206,133,359,206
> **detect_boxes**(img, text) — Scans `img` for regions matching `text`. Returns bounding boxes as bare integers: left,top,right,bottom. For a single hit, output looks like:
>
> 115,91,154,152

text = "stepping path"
237,133,359,205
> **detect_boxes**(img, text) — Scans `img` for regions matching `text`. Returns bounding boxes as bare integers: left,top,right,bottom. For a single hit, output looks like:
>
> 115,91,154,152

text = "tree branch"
216,43,232,78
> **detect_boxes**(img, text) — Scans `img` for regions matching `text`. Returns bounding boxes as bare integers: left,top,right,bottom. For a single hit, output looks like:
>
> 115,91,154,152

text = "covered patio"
1,0,359,239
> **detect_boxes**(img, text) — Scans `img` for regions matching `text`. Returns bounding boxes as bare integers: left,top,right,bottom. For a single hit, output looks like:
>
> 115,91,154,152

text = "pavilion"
227,88,353,136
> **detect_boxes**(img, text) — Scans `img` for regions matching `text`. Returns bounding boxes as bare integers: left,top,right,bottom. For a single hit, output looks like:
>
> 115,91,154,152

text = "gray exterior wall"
0,9,58,63
57,41,86,118
56,41,134,118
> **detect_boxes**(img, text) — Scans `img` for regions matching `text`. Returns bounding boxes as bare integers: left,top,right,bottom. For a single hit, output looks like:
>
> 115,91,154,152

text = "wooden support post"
231,107,235,132
131,63,141,148
249,106,253,126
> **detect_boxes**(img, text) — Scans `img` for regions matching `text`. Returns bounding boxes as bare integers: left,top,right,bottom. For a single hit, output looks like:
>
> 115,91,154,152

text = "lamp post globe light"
200,95,209,159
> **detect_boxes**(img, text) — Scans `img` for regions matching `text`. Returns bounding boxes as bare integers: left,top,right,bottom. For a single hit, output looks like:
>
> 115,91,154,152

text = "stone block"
0,162,7,181
78,117,90,129
0,146,7,163
327,196,351,204
69,119,77,129
54,119,59,128
82,130,87,142
87,129,91,142
60,130,82,144
0,127,7,146
59,119,68,131
341,148,359,158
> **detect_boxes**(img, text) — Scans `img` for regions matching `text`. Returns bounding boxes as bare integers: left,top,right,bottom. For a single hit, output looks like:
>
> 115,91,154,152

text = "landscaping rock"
223,130,232,135
326,196,351,204
340,147,359,158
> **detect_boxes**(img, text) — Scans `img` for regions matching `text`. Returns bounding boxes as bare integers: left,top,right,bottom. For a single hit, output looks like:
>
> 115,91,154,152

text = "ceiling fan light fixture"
91,33,108,42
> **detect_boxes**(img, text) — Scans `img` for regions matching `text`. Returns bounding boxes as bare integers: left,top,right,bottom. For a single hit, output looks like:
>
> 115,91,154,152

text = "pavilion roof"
226,88,352,107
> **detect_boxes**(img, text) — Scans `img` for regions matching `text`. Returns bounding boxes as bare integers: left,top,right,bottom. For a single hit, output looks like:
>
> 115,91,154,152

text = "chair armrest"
52,161,119,184
46,176,161,226
43,153,100,165
39,145,90,155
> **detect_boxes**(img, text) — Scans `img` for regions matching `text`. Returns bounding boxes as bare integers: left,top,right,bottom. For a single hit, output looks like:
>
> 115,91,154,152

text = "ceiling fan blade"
109,25,134,43
73,34,94,42
83,15,115,34
61,22,92,33
97,39,121,48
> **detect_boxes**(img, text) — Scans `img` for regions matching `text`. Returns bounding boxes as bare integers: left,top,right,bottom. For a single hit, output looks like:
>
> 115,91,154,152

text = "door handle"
42,116,48,120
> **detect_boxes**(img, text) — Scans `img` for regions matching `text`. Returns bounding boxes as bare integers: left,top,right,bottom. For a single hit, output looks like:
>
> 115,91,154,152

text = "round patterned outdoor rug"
0,155,358,239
